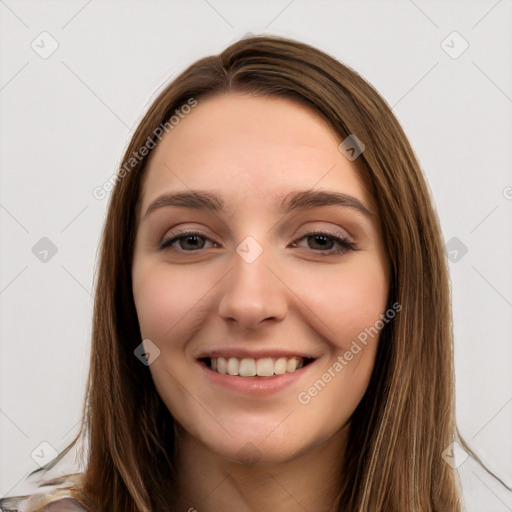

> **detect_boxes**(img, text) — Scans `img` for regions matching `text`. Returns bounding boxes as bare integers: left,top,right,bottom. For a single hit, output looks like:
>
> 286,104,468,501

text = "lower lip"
198,360,315,396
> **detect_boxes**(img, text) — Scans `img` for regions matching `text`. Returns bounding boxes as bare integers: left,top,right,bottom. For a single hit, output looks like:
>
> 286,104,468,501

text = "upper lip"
197,349,318,360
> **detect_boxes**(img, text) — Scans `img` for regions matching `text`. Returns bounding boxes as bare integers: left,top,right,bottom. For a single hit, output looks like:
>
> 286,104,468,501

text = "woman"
0,34,498,512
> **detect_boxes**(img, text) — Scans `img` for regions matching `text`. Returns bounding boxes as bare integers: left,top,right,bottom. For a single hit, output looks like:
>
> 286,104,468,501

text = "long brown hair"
2,34,500,512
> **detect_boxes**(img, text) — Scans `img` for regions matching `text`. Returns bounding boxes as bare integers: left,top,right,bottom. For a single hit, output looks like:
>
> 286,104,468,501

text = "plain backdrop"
1,1,511,510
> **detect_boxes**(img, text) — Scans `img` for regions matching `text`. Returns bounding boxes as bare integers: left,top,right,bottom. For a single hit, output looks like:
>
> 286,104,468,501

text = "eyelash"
159,230,356,256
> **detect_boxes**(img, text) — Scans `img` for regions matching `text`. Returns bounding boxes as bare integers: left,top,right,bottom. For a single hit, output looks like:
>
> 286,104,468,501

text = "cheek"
334,272,388,346
293,257,389,351
294,259,388,420
132,261,212,340
132,262,211,429
294,274,386,435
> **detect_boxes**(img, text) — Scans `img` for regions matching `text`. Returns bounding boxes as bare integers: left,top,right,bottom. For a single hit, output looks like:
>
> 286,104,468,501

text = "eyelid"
294,225,352,242
159,229,216,251
159,228,356,255
161,222,353,244
290,231,356,254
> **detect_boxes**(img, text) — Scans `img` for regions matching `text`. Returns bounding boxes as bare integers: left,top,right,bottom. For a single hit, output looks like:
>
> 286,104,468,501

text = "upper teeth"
210,357,304,377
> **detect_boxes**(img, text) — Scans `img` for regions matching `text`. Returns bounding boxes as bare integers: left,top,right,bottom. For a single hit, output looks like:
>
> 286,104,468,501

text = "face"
132,93,390,465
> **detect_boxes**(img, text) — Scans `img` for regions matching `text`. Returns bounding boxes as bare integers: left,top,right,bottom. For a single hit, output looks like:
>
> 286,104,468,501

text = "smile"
201,356,315,377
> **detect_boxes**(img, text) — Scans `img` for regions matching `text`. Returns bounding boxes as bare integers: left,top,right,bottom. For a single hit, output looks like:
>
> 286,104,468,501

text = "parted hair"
3,34,497,512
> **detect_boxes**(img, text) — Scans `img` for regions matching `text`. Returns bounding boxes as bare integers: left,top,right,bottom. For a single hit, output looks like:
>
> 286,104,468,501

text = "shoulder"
0,473,90,512
43,497,89,512
0,495,90,512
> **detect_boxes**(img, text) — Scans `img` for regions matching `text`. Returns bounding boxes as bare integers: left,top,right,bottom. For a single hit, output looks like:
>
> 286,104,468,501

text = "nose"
217,245,288,331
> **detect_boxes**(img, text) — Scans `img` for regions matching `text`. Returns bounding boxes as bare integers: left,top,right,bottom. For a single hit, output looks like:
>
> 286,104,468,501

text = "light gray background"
1,1,511,510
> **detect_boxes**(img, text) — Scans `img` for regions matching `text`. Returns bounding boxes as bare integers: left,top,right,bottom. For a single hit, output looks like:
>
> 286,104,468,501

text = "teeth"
239,358,256,377
256,357,274,377
207,356,307,377
274,357,287,375
217,357,227,374
286,358,297,372
227,357,239,375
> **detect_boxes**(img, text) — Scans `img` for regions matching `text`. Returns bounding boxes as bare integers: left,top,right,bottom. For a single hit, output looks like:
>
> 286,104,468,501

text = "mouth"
199,356,316,377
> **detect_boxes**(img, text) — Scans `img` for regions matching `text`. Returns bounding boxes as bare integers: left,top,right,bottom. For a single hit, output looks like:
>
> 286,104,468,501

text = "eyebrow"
141,189,374,222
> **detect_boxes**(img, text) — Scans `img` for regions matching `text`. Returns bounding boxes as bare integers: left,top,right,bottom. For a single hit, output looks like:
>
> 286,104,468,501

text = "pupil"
311,235,331,249
183,235,204,250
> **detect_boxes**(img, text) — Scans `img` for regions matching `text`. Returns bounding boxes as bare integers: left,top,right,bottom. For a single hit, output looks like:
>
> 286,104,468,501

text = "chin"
192,420,324,468
214,438,306,467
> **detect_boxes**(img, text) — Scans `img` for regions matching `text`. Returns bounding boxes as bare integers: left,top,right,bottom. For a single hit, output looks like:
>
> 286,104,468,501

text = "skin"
132,93,390,512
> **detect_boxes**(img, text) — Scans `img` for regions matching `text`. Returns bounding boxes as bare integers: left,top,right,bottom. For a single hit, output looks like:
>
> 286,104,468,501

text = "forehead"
139,93,371,216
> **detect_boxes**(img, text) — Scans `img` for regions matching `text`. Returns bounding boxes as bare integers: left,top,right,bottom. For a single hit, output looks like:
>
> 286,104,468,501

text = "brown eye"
306,234,335,250
160,232,213,251
290,231,356,255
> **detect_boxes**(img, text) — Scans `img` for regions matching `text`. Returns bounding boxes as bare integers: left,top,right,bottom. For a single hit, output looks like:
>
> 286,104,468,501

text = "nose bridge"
217,236,288,329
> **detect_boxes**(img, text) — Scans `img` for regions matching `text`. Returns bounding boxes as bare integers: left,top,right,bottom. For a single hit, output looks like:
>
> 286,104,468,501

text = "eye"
289,231,356,256
159,231,216,251
159,230,356,255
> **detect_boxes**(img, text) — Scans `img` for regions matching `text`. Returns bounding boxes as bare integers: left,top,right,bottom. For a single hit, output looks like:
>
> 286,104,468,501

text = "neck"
173,425,348,512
